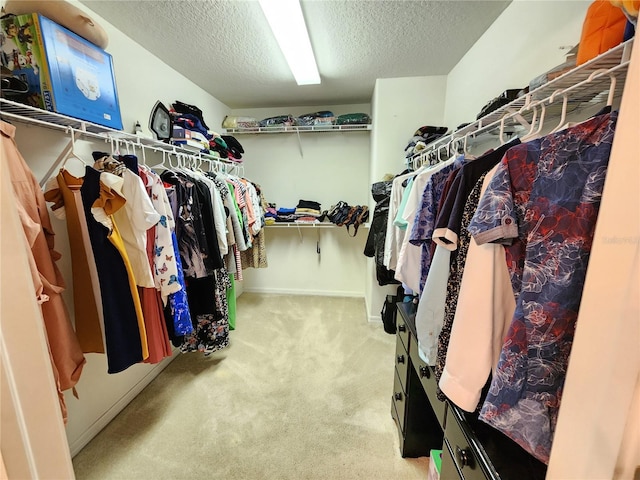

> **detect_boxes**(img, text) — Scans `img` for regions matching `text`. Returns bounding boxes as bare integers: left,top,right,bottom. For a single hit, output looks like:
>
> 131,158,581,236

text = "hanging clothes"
383,170,417,271
44,169,105,354
438,163,513,412
1,120,86,421
396,155,464,293
467,110,618,464
94,152,160,288
139,166,182,304
433,171,490,400
239,180,268,269
363,180,398,286
164,231,194,344
161,170,213,279
80,166,146,373
139,224,172,364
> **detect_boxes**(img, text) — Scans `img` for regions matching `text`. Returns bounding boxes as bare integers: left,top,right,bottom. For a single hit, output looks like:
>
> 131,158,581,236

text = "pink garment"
438,164,514,412
1,121,86,396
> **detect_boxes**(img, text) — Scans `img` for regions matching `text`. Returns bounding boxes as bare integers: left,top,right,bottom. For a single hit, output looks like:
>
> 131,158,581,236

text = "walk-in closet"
1,1,638,479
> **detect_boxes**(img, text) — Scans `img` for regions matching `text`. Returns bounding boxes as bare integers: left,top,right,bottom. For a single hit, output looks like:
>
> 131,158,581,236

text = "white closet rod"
0,98,244,183
415,64,626,169
411,39,634,169
32,126,243,185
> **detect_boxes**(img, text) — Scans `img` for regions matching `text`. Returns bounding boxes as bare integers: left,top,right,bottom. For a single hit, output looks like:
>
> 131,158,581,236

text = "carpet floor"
72,293,430,479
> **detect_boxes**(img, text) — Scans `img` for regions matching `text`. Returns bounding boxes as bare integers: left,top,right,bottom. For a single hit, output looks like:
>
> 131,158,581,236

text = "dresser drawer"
396,310,410,352
409,335,447,429
395,334,409,393
391,369,407,432
445,408,488,480
441,440,464,479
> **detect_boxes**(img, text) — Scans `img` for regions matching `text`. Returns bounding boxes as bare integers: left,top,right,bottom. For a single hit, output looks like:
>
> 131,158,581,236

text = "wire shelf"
411,38,634,166
224,124,372,134
0,97,241,166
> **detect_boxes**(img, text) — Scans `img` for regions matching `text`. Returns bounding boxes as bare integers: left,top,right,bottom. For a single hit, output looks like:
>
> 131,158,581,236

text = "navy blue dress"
80,166,143,373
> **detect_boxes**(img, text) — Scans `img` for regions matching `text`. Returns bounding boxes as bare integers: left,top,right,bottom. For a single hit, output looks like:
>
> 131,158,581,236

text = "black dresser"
391,302,548,480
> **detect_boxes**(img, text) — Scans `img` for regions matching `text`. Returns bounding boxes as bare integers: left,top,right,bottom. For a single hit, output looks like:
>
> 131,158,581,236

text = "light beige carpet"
72,293,429,479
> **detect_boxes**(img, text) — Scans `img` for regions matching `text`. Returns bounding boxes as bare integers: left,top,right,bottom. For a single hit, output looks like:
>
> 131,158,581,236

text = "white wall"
229,104,371,297
443,0,591,130
10,0,232,458
366,75,447,321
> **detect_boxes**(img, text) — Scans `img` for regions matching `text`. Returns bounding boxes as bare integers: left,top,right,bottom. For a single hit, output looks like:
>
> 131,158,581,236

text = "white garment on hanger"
96,169,160,288
438,164,515,412
140,166,181,304
415,244,451,365
383,170,417,270
394,155,459,293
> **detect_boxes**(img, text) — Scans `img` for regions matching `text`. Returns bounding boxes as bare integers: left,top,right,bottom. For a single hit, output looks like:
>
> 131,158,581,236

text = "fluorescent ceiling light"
258,0,321,85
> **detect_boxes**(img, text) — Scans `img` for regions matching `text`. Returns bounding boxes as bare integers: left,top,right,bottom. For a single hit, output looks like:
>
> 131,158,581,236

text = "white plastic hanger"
548,90,569,134
148,149,167,170
520,100,546,142
61,130,88,172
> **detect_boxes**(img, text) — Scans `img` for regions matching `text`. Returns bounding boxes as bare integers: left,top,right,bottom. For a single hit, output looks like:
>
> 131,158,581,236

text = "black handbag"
380,285,405,334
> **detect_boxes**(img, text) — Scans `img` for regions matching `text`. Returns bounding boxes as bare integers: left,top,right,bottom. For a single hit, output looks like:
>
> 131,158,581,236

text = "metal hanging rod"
411,38,634,168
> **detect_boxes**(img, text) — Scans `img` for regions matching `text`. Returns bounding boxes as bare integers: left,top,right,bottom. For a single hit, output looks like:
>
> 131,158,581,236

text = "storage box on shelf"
1,13,123,130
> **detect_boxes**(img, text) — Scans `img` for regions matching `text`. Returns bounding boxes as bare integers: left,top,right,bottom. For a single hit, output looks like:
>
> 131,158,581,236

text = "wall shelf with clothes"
223,123,371,158
223,124,372,134
408,38,634,168
0,98,244,184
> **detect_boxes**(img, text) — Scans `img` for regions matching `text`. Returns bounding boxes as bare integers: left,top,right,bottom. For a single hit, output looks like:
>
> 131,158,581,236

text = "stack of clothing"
264,203,277,225
404,125,448,160
272,200,326,223
275,207,297,222
294,200,324,223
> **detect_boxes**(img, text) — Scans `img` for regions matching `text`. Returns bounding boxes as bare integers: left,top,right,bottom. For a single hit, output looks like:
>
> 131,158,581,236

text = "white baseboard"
368,315,382,323
69,353,177,457
241,287,364,298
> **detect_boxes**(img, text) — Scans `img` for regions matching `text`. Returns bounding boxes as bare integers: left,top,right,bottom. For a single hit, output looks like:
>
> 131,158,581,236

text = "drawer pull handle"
397,355,405,364
394,392,403,402
455,446,473,469
419,366,430,379
398,324,406,332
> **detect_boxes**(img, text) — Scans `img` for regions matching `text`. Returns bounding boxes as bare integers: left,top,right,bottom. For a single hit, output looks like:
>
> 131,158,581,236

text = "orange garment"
577,0,628,65
609,0,640,17
44,170,105,353
1,121,86,394
140,227,172,364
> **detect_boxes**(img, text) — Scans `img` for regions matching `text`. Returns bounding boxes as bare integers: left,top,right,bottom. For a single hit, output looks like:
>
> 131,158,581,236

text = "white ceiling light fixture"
258,0,321,85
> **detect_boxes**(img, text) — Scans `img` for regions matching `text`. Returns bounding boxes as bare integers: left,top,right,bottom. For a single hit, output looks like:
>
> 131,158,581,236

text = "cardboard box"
1,13,123,129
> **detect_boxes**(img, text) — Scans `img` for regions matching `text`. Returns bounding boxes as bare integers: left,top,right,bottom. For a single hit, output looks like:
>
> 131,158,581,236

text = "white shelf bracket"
295,128,303,158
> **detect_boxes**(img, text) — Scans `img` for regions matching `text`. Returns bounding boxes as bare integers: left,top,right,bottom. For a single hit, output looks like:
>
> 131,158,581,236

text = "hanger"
133,142,147,166
516,101,539,142
548,89,569,134
520,100,546,142
498,113,511,145
606,73,617,107
463,131,471,156
148,149,167,170
60,129,88,173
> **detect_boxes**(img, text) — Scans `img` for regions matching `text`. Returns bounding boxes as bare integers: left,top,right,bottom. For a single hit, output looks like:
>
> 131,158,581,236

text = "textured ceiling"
79,0,511,109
